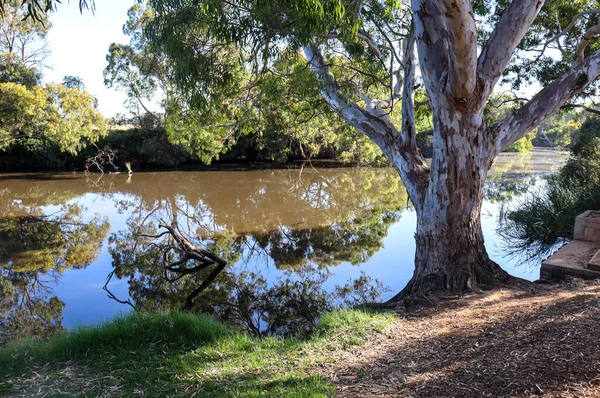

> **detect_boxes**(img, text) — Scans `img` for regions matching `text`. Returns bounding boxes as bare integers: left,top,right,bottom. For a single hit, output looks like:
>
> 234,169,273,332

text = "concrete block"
589,250,600,272
573,210,600,242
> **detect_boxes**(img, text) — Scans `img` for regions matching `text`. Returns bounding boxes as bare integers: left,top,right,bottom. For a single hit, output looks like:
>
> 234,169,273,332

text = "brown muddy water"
0,149,568,341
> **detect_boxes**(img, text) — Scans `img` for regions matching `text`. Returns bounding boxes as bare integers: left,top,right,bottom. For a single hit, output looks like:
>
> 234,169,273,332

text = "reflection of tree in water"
485,170,559,266
0,190,109,344
484,174,537,203
108,168,404,335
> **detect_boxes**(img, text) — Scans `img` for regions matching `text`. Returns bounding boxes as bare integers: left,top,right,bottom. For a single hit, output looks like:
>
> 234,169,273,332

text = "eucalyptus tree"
104,3,172,122
14,0,600,297
0,1,50,66
0,1,47,88
140,0,600,297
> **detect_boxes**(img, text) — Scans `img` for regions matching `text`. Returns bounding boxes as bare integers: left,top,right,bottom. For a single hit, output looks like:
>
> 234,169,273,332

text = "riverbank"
0,309,396,397
1,281,599,397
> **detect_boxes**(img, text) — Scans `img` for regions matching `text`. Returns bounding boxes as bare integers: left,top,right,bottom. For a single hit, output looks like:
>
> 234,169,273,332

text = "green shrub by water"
498,116,600,260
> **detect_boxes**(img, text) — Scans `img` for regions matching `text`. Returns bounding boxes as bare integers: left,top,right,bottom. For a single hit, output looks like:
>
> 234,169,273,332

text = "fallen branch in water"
138,220,228,310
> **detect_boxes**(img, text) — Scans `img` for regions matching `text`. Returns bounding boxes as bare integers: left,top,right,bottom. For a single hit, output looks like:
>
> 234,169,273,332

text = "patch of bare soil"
320,281,600,398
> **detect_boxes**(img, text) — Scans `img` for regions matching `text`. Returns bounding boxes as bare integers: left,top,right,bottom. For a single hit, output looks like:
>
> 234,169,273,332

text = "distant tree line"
0,1,596,172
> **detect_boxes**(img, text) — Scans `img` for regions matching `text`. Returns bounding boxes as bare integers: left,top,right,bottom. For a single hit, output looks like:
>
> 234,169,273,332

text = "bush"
498,116,600,260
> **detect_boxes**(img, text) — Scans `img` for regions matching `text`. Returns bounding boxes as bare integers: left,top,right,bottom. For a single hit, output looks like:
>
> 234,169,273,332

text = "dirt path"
320,281,600,397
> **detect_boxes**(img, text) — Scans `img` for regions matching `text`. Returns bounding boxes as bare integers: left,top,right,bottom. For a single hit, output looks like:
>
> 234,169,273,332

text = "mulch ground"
320,280,600,398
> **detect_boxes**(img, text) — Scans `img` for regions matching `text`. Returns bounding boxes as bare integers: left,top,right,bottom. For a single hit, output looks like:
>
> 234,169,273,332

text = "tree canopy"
137,0,600,295
0,1,107,154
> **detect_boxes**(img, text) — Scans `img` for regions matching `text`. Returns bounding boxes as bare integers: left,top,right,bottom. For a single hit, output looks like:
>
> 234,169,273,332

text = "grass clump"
0,309,395,397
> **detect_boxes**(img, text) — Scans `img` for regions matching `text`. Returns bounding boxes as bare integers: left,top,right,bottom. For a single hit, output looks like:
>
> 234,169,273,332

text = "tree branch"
411,0,450,97
301,44,429,204
494,48,600,153
400,28,430,194
411,0,477,101
441,0,477,99
576,23,600,63
323,29,384,60
477,0,545,103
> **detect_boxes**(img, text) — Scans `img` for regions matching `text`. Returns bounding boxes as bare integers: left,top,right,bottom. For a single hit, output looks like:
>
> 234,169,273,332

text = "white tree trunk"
392,97,509,297
304,0,600,297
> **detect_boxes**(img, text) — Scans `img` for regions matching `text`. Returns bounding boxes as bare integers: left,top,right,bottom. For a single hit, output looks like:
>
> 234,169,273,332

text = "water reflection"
0,190,109,344
106,168,406,335
0,150,569,342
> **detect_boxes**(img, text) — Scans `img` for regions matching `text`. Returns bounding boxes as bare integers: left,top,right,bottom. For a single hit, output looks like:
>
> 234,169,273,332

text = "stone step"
541,240,600,280
574,210,600,242
589,249,600,272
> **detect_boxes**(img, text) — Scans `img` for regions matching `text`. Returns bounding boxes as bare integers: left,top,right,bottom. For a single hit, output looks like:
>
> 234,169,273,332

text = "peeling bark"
301,45,429,204
305,0,600,298
441,0,477,99
576,23,600,63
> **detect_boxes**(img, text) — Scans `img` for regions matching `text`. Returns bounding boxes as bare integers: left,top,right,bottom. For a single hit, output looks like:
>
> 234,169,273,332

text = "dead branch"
84,144,122,174
141,220,227,309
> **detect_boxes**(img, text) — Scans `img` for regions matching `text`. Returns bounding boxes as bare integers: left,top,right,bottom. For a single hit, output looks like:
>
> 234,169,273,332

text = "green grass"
0,309,396,397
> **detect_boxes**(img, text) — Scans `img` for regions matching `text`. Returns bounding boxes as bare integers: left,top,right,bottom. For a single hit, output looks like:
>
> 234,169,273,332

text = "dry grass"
319,280,600,397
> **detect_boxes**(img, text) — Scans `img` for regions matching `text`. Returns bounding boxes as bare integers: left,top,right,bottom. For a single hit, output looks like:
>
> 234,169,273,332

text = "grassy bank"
0,309,396,397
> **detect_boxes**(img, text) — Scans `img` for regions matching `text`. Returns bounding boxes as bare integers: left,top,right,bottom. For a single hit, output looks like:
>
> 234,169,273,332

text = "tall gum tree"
141,0,600,297
10,0,600,297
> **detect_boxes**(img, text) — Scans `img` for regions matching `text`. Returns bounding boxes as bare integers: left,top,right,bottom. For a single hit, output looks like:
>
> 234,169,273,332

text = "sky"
43,0,136,118
39,1,545,119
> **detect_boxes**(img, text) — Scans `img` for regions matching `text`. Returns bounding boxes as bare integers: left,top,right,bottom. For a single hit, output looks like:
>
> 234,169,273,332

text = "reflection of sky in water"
46,194,134,328
1,149,569,329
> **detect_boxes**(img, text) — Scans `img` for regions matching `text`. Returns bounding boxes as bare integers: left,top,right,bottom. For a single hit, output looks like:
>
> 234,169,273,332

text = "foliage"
484,94,536,153
0,136,66,169
104,3,169,123
0,2,106,159
42,83,107,153
568,116,600,160
416,130,434,158
0,82,46,147
97,127,191,167
61,75,85,91
505,132,535,153
505,0,600,104
244,53,389,164
498,116,600,260
101,3,396,165
0,82,107,154
533,110,584,148
0,54,40,88
0,1,50,66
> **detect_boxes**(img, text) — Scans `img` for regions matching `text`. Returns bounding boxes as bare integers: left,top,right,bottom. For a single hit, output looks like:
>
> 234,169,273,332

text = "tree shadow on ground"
330,285,600,397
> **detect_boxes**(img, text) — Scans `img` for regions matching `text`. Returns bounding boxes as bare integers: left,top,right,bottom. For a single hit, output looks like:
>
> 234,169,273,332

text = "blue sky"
44,0,135,117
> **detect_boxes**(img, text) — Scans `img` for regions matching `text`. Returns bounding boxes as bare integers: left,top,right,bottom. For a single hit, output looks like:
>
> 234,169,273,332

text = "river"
0,149,568,341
